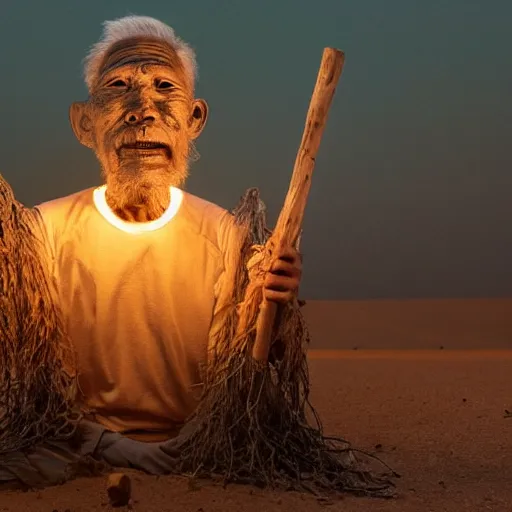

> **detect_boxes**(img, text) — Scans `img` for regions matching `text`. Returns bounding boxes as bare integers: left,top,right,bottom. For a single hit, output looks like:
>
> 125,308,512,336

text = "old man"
0,15,301,483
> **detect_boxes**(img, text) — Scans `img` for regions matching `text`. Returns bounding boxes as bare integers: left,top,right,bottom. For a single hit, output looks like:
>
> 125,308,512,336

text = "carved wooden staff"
253,47,345,362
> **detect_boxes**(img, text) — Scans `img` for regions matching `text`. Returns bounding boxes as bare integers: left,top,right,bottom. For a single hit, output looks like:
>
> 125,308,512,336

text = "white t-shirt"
35,186,237,439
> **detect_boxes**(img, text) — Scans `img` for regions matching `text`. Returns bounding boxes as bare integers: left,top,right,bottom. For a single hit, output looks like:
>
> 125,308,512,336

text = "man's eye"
156,79,173,90
108,79,127,88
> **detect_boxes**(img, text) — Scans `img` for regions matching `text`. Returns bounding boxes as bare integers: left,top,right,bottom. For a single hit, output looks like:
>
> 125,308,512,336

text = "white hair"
83,15,197,92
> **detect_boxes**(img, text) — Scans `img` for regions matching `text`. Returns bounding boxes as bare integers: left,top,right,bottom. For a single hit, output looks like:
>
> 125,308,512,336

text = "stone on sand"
107,473,132,507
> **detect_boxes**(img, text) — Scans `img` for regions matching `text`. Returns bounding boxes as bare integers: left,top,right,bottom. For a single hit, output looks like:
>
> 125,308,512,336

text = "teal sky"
1,0,510,299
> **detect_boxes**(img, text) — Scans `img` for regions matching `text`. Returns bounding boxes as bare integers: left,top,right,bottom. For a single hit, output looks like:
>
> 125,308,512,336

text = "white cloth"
35,186,237,439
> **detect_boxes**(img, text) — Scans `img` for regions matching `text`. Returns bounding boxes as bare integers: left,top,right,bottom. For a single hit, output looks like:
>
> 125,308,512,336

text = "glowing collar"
93,185,183,234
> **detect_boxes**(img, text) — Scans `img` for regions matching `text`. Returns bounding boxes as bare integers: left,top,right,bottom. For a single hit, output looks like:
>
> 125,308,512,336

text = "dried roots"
169,188,397,498
0,174,80,454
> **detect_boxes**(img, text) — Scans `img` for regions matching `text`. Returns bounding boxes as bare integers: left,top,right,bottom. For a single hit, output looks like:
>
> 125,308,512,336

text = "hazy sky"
0,0,510,299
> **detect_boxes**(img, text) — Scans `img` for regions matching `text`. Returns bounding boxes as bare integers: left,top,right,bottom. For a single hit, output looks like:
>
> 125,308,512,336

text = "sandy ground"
303,299,512,349
2,349,511,512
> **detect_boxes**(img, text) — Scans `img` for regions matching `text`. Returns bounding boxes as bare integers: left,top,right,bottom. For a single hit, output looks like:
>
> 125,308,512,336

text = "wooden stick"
252,47,345,362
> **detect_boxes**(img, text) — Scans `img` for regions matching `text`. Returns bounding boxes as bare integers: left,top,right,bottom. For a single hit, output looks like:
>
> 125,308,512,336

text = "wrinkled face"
70,37,207,217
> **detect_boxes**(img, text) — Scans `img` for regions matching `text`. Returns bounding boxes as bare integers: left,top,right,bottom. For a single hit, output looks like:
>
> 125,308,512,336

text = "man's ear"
188,99,209,140
69,102,94,148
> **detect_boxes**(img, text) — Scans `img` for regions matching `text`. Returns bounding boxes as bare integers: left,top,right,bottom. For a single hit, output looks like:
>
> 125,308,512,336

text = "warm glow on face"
93,185,183,234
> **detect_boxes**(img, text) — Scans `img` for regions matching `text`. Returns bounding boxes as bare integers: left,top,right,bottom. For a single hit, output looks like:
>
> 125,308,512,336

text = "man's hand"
263,246,302,304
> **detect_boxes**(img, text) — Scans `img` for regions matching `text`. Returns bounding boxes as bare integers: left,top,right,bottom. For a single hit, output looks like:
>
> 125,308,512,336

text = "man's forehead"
97,36,185,80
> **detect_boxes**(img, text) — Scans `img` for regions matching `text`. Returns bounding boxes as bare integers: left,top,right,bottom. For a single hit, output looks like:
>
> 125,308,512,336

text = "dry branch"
253,48,345,363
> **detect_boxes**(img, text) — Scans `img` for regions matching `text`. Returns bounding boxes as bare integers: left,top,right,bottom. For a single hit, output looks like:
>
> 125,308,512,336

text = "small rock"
375,443,382,450
107,473,132,507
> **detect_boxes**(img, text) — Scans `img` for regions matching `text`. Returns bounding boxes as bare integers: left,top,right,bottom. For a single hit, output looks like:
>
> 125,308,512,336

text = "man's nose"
123,92,155,123
124,107,156,125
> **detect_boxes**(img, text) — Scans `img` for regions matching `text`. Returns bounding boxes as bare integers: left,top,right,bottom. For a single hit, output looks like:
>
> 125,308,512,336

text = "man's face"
71,37,207,213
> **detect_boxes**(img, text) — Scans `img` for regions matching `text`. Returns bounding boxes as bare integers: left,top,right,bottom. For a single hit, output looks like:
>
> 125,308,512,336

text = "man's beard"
101,158,189,222
96,138,199,221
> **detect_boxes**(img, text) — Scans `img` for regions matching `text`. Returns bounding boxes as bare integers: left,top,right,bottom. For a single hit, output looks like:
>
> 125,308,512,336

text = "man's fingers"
263,245,302,305
271,260,301,278
264,289,294,304
273,246,302,265
264,274,298,292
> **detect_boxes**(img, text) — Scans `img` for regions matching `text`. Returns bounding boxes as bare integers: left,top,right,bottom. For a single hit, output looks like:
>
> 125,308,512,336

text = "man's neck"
105,189,170,223
93,185,184,233
113,204,166,222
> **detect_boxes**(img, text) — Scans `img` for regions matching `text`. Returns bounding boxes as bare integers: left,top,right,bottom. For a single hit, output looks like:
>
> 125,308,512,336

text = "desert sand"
303,298,512,350
1,300,511,511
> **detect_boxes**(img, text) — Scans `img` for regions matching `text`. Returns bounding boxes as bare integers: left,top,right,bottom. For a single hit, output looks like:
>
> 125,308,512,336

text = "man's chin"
104,168,187,197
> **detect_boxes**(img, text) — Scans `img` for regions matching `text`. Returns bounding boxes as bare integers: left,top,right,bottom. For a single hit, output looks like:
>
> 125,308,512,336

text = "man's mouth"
118,141,171,158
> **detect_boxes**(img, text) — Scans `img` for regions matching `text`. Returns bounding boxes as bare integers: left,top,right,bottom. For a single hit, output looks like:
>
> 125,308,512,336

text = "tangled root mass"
0,174,80,455
167,188,397,498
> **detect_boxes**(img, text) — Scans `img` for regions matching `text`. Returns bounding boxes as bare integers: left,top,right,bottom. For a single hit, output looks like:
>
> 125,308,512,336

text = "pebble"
107,473,132,507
